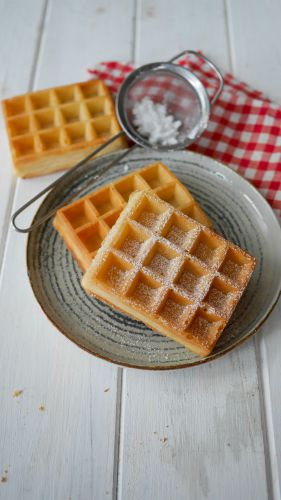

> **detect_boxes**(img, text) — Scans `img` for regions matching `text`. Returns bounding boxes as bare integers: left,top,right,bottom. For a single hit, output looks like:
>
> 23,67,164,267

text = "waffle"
82,191,256,356
2,80,127,178
53,162,213,271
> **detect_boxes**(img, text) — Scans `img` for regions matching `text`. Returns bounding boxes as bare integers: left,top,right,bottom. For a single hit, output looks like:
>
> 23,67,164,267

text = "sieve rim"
115,61,211,150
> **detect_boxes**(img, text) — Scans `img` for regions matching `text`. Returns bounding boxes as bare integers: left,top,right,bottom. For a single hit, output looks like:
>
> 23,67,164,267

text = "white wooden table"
0,1,280,499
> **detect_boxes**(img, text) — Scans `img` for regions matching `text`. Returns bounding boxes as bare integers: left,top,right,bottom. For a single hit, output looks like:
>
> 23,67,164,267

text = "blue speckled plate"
27,149,281,369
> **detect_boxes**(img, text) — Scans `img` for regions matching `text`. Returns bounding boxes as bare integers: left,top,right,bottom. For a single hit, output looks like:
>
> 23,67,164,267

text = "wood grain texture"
135,0,230,70
257,307,281,500
118,345,267,500
32,0,135,87
226,0,281,103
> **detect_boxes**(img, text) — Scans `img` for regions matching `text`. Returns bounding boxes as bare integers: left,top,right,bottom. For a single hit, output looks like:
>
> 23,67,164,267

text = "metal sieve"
116,50,223,150
12,50,223,232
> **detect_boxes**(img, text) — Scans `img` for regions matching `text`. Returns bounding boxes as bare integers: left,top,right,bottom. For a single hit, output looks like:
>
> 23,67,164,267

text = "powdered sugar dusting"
121,237,142,258
166,224,188,247
189,316,215,347
177,269,202,295
220,259,244,284
161,298,186,326
133,281,159,308
137,211,160,229
148,253,171,277
193,242,217,265
205,287,229,313
106,265,126,290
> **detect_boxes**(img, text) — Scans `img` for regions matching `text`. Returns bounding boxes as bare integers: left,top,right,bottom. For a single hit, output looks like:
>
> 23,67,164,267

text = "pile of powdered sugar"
132,97,182,147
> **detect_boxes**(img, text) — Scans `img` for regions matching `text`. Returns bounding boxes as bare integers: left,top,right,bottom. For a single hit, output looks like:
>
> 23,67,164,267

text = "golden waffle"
2,80,127,178
53,162,213,271
82,190,256,356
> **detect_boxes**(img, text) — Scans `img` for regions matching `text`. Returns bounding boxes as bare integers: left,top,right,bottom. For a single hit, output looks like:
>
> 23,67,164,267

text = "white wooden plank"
226,0,281,103
33,0,135,87
257,305,281,500
0,0,46,271
117,1,269,499
134,0,230,70
225,1,281,497
119,345,267,500
0,0,134,498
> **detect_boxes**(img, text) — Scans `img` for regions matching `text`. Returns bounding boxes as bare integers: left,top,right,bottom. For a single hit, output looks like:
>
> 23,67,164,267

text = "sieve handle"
168,50,224,105
11,131,126,233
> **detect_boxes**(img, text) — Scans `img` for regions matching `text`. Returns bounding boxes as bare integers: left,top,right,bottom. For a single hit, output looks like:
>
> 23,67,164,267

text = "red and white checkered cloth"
88,54,281,215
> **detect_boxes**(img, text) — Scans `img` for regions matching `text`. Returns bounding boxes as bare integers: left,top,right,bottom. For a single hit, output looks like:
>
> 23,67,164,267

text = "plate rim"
26,149,281,370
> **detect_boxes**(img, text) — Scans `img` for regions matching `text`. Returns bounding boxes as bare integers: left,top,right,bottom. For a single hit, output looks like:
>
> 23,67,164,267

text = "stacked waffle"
53,162,212,271
82,190,255,356
53,161,255,357
2,80,127,177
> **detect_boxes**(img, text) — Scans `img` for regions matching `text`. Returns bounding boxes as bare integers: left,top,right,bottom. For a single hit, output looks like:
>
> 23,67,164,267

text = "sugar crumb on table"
13,389,23,398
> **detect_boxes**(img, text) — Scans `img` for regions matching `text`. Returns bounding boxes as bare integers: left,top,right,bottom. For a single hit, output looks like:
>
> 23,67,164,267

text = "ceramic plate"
27,149,281,369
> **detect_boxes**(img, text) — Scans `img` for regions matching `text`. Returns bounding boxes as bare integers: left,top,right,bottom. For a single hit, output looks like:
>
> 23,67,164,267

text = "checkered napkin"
88,54,281,215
